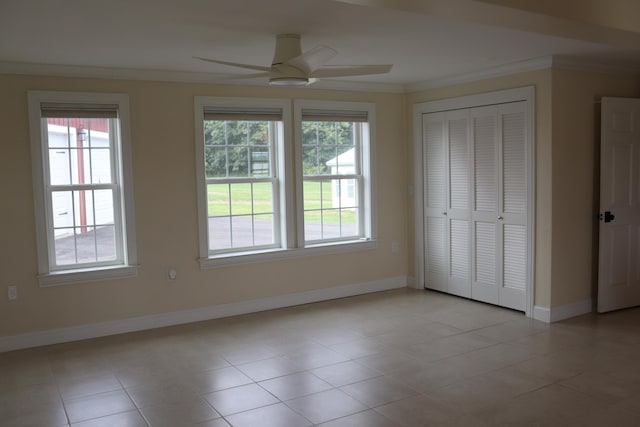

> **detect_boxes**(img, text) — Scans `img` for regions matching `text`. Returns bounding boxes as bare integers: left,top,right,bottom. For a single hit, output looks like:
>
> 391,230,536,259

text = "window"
195,97,375,267
28,92,137,286
195,97,292,261
297,105,373,244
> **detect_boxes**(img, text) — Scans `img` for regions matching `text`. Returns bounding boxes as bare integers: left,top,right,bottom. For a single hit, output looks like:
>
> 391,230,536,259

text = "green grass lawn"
207,182,356,223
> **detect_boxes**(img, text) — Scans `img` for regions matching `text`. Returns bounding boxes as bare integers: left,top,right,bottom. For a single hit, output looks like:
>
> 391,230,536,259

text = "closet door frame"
413,86,535,318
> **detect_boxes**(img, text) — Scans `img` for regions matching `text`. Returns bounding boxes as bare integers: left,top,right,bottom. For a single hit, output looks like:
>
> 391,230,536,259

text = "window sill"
38,265,138,287
199,239,377,269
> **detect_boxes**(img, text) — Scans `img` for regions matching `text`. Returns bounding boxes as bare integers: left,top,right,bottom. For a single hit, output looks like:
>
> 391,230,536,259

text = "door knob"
497,216,503,220
600,211,615,223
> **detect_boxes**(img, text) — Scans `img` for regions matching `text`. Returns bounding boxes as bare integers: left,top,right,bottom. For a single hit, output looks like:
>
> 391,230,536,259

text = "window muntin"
201,107,284,254
28,92,137,284
300,110,369,244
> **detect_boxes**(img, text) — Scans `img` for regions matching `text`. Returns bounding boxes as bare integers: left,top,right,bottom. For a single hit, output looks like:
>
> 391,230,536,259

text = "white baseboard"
533,306,551,323
0,276,408,353
533,298,593,323
406,276,420,289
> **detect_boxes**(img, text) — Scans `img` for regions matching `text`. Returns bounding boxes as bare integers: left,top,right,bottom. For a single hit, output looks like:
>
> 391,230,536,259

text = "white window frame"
28,91,137,286
195,97,376,268
295,100,376,248
195,97,295,266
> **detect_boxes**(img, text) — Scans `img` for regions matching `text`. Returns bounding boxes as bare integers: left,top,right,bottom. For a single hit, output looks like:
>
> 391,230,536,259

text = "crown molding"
405,54,640,93
2,56,637,95
0,61,405,94
404,56,553,92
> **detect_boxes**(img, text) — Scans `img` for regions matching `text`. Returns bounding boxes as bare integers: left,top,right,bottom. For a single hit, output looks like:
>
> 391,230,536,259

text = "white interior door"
470,106,499,305
469,103,527,311
497,102,527,311
423,112,448,293
422,110,471,297
598,97,640,313
446,110,471,298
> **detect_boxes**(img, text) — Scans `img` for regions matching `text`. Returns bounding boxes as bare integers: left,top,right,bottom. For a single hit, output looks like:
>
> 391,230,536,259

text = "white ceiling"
1,0,639,91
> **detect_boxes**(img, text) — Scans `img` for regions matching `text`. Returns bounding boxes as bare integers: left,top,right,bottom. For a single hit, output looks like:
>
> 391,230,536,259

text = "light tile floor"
1,288,640,426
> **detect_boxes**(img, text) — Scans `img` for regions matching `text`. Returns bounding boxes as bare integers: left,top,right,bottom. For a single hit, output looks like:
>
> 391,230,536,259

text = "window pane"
334,146,356,176
74,190,95,227
302,146,319,175
304,211,322,241
90,148,112,184
250,147,270,177
209,216,231,250
204,121,226,145
52,191,74,228
230,183,252,215
70,148,92,185
53,228,76,266
248,122,269,145
75,227,97,263
303,180,322,211
96,225,117,262
46,120,72,148
341,209,358,237
228,146,249,177
225,121,247,145
208,183,230,217
252,182,273,214
204,146,228,178
330,178,358,209
337,122,355,146
317,145,335,175
301,122,319,146
322,209,341,240
94,189,115,225
253,214,274,246
49,149,71,185
231,215,253,247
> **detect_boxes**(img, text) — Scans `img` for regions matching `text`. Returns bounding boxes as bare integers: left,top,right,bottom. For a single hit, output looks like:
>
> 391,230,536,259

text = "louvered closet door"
423,110,471,297
445,109,471,298
423,112,448,292
470,106,499,305
498,102,527,311
423,102,527,311
470,102,527,310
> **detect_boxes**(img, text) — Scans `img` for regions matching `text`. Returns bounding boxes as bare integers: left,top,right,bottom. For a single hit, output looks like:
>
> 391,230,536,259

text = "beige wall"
406,69,553,308
0,74,408,337
2,66,638,340
550,68,640,307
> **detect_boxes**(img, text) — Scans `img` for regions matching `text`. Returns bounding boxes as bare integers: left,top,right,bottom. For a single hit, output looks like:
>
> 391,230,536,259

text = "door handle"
497,216,504,221
600,211,615,223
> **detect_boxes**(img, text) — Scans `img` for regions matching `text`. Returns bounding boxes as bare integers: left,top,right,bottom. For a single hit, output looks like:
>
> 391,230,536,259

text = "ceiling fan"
195,34,393,86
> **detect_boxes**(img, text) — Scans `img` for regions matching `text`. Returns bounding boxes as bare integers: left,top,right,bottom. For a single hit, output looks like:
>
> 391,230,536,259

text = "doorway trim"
412,86,536,318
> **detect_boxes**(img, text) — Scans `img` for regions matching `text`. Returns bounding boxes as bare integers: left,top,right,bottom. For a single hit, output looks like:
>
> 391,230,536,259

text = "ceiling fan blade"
216,72,270,80
285,46,337,73
310,64,393,78
194,56,272,72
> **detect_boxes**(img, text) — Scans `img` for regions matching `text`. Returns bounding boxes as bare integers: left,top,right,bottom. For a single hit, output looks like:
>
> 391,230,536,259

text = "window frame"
28,91,138,286
194,97,295,264
295,100,376,248
195,97,376,269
